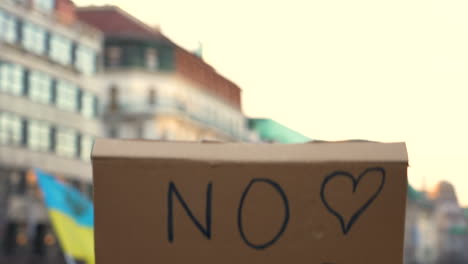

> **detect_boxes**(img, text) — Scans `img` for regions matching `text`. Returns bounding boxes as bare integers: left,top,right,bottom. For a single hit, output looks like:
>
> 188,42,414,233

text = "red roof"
77,5,242,109
76,6,167,41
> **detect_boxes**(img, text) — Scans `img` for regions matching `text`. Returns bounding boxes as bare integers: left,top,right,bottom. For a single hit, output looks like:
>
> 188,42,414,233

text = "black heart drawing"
320,167,386,235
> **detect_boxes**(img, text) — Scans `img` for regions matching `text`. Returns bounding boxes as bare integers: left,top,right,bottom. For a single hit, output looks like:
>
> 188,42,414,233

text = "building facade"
404,182,468,264
0,0,101,261
430,181,468,264
77,6,256,142
404,185,438,264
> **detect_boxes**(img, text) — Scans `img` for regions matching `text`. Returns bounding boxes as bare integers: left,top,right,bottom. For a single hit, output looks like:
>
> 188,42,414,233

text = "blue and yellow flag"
34,169,95,264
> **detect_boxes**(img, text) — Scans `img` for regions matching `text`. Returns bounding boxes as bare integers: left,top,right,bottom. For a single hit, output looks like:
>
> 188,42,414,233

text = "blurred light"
16,233,28,246
44,233,56,246
26,170,37,186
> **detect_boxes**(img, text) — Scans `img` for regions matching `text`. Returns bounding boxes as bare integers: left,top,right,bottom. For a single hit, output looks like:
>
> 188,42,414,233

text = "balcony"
105,98,252,141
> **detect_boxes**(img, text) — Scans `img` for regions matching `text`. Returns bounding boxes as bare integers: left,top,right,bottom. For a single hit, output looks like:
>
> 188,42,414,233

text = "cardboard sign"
92,139,408,264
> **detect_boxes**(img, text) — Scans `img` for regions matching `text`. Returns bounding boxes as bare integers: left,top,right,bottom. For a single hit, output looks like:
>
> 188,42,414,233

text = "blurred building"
430,181,468,264
404,185,438,264
0,0,101,261
248,118,310,143
464,208,468,261
76,6,256,142
404,182,468,264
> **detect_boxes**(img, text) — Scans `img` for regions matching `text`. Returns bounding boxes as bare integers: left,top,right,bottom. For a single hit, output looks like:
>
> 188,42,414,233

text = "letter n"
167,181,212,242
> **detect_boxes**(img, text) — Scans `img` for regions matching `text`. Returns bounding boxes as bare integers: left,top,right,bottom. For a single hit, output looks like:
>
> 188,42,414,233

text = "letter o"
237,178,290,250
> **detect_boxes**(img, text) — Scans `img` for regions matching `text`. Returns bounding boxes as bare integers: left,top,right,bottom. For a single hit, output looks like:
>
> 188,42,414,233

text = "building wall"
415,207,438,263
97,69,251,141
464,215,468,261
55,0,77,25
434,201,467,256
0,0,101,260
405,183,468,264
174,47,241,109
76,6,255,142
1,0,100,50
431,182,468,264
0,85,101,138
404,187,439,264
0,0,102,182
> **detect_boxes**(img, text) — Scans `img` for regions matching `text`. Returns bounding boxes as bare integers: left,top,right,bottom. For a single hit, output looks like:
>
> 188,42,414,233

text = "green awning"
408,185,424,201
248,118,310,144
449,225,468,235
407,185,433,208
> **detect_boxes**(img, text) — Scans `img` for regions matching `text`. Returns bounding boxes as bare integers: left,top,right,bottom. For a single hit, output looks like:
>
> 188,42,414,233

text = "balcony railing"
106,98,253,141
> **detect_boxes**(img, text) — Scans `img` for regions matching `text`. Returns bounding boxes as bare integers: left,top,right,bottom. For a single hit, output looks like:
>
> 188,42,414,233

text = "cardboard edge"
91,138,408,164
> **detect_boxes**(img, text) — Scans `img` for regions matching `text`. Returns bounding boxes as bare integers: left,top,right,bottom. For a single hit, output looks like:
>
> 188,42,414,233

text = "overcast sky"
75,0,468,206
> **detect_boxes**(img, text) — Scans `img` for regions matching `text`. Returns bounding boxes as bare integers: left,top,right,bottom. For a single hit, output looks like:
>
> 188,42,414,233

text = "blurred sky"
75,0,468,206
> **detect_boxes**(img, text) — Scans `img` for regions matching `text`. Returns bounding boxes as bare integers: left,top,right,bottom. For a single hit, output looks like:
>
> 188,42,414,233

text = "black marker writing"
237,178,290,250
167,181,212,242
320,167,386,235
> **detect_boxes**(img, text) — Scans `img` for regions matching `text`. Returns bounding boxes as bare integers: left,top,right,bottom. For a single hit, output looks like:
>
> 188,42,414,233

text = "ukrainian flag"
34,169,95,264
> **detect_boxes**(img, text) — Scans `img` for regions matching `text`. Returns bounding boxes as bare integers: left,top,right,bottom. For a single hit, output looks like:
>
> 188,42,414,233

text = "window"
29,71,52,104
8,171,27,196
146,48,158,70
0,112,23,145
34,0,55,13
22,22,46,55
108,126,118,138
160,129,168,140
75,46,96,75
69,179,83,192
81,92,96,118
27,120,50,152
56,127,77,157
0,10,17,44
107,46,121,67
56,80,78,111
11,0,29,6
80,135,93,161
125,45,144,66
148,88,156,105
32,223,47,256
49,34,72,65
0,63,24,95
109,85,119,111
93,96,99,117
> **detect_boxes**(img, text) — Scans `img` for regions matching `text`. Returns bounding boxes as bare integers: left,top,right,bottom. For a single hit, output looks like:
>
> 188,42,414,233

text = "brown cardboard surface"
92,139,408,264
